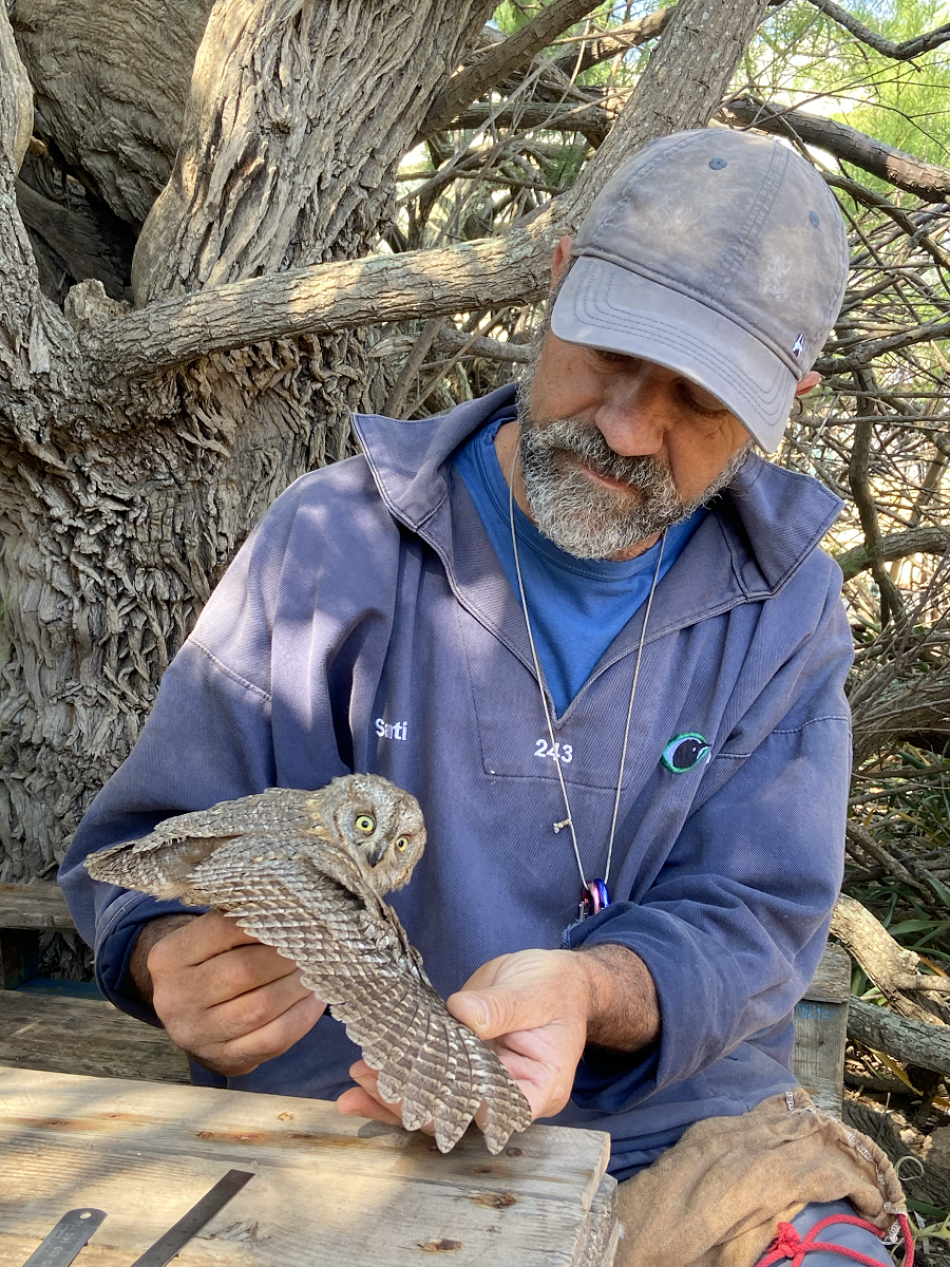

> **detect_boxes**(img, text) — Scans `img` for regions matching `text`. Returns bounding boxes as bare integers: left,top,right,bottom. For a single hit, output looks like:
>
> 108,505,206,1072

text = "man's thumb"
447,986,522,1039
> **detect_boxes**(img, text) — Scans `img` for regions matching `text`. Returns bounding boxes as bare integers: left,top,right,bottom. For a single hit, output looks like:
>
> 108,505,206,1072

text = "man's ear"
794,370,821,397
551,236,572,288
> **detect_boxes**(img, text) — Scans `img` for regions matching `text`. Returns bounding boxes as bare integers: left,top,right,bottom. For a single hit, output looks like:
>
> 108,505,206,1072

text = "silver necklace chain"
508,448,665,895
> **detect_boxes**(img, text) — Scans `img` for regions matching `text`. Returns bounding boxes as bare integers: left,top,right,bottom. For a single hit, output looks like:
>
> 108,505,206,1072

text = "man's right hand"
130,911,326,1076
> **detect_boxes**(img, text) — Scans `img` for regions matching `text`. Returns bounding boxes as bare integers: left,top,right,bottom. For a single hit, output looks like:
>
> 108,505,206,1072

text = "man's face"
517,328,752,561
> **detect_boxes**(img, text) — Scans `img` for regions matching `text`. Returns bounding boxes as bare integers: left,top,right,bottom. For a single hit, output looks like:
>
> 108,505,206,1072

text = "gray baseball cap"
551,129,850,452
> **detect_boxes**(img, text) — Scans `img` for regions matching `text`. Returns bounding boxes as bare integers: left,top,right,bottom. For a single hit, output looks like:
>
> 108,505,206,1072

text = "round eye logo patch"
661,733,711,774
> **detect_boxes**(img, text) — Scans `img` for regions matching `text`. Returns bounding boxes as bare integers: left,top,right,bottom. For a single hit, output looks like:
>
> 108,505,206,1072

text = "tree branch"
831,893,945,1024
563,0,771,217
86,229,560,378
844,822,930,899
722,97,950,203
10,0,216,228
453,99,616,145
88,0,774,378
823,174,950,272
837,528,950,582
0,6,33,178
849,998,950,1077
554,7,673,79
848,375,906,627
132,0,496,304
420,0,607,138
816,322,950,376
806,0,950,61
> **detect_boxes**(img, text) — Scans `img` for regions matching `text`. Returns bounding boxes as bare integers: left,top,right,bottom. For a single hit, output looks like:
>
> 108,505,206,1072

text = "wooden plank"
0,883,75,929
803,942,851,1004
0,992,190,1083
0,1069,614,1267
573,1173,619,1267
793,998,847,1118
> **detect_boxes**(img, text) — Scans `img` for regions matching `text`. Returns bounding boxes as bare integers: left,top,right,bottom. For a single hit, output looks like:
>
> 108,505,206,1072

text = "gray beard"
516,391,749,561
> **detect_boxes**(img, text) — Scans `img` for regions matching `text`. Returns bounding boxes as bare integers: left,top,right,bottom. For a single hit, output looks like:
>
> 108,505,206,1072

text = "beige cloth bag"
614,1088,907,1267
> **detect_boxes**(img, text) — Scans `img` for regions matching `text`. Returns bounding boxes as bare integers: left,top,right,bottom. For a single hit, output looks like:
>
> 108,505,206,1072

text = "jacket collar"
353,384,843,603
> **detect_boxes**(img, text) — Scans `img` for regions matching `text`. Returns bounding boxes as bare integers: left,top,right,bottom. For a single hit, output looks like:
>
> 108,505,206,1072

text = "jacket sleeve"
564,585,853,1111
57,636,280,1023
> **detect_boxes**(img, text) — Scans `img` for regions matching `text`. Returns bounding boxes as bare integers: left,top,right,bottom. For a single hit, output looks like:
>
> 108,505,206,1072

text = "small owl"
85,773,531,1154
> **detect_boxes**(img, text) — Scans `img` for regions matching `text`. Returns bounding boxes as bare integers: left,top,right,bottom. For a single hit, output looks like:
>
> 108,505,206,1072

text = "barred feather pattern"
85,774,532,1154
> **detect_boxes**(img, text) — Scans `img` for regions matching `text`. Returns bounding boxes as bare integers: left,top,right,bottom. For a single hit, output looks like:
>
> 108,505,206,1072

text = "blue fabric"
60,384,853,1182
453,407,705,716
753,1201,896,1267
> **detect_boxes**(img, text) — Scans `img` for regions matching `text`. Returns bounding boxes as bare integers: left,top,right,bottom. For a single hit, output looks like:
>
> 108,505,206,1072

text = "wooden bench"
793,942,851,1117
0,881,76,988
0,881,189,1083
2,1067,620,1267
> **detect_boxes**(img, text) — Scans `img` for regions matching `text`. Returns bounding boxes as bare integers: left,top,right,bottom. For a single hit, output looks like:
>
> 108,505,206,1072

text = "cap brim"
551,257,799,453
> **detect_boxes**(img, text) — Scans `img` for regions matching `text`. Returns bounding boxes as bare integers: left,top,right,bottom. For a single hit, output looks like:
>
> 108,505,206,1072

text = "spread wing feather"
89,828,531,1154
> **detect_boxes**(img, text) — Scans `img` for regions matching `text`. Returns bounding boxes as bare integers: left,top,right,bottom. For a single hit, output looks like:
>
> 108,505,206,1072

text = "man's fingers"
337,1086,403,1127
189,944,304,1008
339,1061,403,1126
339,1061,437,1135
150,910,278,970
202,967,319,1040
186,991,326,1076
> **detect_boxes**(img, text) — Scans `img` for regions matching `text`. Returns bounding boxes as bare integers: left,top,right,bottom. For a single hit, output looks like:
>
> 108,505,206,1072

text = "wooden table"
0,1068,618,1267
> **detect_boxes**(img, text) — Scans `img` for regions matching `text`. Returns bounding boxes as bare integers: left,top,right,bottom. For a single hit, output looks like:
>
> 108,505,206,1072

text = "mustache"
521,417,674,490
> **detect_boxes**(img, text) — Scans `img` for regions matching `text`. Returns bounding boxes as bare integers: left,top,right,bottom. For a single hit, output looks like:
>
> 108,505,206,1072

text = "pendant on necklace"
580,878,610,921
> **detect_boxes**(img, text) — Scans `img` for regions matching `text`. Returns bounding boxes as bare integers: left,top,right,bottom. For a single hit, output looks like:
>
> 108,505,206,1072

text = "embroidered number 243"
534,738,573,763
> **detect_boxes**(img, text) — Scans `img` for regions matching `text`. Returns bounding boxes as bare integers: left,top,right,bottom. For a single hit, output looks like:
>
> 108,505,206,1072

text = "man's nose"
593,373,669,457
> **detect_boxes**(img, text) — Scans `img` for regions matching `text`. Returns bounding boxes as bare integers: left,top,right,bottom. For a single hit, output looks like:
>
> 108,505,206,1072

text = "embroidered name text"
376,717,408,741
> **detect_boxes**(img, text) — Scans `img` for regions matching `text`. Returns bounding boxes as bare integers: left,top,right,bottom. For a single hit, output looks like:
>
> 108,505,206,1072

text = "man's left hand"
337,947,594,1128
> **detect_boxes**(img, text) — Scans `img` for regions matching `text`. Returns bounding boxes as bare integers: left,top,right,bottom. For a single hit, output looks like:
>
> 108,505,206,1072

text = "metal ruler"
19,1169,254,1267
20,1209,106,1267
129,1169,255,1267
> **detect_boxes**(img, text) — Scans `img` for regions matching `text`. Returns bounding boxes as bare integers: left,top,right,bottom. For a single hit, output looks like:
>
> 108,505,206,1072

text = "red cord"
759,1213,914,1267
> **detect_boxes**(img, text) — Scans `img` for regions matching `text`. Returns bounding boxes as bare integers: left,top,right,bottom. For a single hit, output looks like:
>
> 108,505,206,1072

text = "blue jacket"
60,384,853,1179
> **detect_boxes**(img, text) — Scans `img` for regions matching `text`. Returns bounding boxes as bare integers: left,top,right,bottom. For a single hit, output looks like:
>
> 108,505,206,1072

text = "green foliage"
748,0,950,178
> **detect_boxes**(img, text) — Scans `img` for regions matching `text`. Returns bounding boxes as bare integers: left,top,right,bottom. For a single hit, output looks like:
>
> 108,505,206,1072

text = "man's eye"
678,381,728,416
593,348,636,368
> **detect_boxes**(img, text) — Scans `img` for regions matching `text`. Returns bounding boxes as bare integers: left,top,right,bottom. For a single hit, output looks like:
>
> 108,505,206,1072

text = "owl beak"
368,842,387,868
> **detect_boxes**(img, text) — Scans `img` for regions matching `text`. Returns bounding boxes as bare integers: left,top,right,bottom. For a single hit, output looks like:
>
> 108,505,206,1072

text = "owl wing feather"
105,835,531,1154
85,789,342,904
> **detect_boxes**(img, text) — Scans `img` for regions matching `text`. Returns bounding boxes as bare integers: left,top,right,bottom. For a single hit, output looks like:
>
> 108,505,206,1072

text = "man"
61,129,904,1264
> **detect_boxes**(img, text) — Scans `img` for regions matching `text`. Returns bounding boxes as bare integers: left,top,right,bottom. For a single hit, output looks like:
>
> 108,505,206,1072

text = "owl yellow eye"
355,814,376,834
395,837,409,852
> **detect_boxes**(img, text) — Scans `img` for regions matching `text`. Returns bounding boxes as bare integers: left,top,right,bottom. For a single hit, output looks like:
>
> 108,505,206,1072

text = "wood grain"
803,942,851,1004
793,999,847,1119
0,992,190,1083
0,1068,615,1267
0,883,75,929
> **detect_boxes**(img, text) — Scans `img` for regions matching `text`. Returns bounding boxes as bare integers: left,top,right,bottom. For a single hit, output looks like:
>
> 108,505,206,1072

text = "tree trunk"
0,0,494,879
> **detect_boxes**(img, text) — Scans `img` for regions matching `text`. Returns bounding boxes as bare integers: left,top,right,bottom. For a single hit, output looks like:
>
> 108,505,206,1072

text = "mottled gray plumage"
85,773,531,1153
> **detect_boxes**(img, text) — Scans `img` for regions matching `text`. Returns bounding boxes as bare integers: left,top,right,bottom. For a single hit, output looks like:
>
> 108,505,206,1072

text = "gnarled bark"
9,0,216,227
0,0,495,879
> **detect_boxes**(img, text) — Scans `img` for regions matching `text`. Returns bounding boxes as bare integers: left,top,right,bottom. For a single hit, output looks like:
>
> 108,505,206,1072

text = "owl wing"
84,789,329,902
181,840,532,1155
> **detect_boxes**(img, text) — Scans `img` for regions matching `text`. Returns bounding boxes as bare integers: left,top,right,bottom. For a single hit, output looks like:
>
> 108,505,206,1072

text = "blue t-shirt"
454,409,704,715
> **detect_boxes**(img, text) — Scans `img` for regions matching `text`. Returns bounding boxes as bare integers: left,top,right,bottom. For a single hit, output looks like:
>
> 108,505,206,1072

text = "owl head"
319,773,426,894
